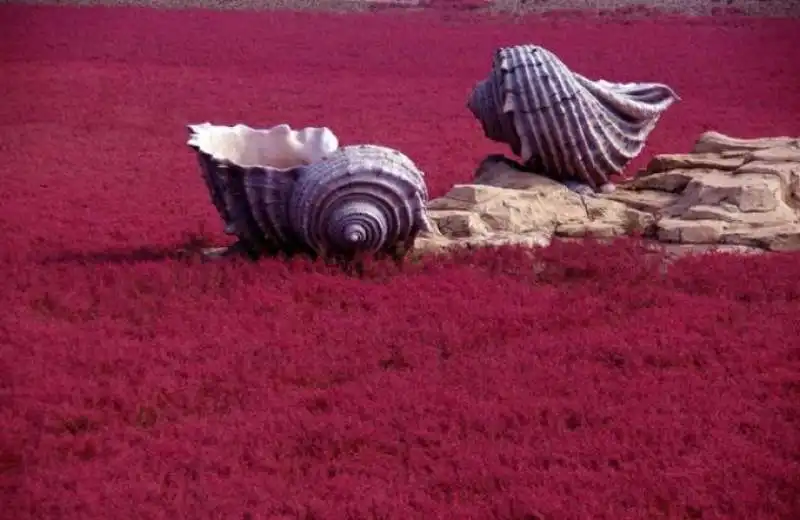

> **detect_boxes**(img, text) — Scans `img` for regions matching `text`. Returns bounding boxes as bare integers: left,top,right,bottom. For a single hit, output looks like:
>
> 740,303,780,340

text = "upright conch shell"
187,123,433,261
467,44,679,193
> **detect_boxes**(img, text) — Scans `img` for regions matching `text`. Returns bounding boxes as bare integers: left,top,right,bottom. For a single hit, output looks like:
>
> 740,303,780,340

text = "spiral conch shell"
467,44,680,192
187,123,433,261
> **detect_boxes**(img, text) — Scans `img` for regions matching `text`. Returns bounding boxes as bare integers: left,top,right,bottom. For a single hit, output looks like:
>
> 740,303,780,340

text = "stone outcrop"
414,131,800,255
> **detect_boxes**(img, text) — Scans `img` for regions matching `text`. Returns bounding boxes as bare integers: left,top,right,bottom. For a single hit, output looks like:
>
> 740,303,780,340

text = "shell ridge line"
502,47,540,166
286,166,323,245
520,46,573,174
216,167,239,234
289,163,335,250
537,48,594,186
575,85,656,137
601,81,680,106
495,68,523,156
587,94,650,173
242,169,272,241
243,168,297,246
293,182,337,254
221,166,261,243
579,94,631,177
576,73,676,123
517,49,562,176
541,53,600,187
580,93,655,162
572,78,651,173
585,85,660,157
604,80,679,111
508,48,580,113
511,46,567,176
570,90,616,184
196,151,233,228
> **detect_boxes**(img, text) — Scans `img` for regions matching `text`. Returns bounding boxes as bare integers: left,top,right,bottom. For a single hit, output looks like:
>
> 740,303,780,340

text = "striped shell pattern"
188,124,433,260
467,44,680,190
289,144,434,259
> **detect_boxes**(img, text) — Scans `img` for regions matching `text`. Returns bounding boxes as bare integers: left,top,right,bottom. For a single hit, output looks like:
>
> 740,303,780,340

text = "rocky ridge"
414,131,800,255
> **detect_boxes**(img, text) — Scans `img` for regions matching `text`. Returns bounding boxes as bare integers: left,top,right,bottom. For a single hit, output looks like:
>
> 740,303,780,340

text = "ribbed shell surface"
188,135,237,235
187,126,305,252
289,144,433,258
211,164,274,250
467,44,679,189
188,137,433,260
241,166,299,250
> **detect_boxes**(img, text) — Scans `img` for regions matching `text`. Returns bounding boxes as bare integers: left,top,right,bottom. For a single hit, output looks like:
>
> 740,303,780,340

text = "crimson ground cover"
1,4,799,519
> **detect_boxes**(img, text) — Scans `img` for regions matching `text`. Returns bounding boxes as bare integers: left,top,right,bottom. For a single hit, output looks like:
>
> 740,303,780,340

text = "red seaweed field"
1,4,799,519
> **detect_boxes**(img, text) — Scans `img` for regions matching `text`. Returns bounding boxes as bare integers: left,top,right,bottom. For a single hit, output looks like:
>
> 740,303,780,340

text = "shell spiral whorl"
467,44,679,190
290,144,433,259
188,123,432,261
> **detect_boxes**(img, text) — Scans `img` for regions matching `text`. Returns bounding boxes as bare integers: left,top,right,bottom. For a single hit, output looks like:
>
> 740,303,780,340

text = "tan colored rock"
556,221,631,238
677,205,739,223
415,156,656,255
428,210,490,238
464,232,551,249
412,131,800,256
627,170,695,192
428,184,579,234
735,160,800,201
657,219,724,244
412,230,550,257
692,131,799,155
644,153,745,173
426,184,506,210
603,189,678,213
660,171,790,217
745,147,800,164
472,155,565,191
642,134,800,250
720,225,800,252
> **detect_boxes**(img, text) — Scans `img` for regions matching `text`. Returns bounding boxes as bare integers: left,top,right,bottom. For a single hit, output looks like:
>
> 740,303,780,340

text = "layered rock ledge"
414,131,800,255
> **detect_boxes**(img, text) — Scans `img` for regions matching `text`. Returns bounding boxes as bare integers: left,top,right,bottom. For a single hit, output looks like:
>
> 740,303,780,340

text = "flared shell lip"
186,122,339,172
493,44,682,106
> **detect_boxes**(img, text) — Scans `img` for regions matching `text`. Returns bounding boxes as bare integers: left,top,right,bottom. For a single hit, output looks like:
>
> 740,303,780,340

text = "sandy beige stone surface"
414,131,800,255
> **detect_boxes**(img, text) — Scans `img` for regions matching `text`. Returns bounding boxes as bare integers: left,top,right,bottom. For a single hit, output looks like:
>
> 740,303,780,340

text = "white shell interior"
188,123,339,169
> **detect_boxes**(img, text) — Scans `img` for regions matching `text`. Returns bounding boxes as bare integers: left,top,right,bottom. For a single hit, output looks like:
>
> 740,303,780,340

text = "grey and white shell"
467,44,680,190
188,124,433,261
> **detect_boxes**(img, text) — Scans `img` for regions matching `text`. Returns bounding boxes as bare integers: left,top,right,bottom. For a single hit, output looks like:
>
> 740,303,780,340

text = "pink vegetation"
0,5,798,519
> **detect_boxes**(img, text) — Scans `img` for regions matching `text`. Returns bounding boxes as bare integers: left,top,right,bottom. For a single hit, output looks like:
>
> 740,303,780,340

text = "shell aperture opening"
187,123,339,170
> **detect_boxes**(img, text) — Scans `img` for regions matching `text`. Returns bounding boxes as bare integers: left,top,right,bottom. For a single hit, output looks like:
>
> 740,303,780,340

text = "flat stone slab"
414,131,800,255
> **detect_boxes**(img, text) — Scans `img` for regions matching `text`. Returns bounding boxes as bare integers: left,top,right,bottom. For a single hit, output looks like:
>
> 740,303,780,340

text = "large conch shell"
187,123,433,261
467,44,679,192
